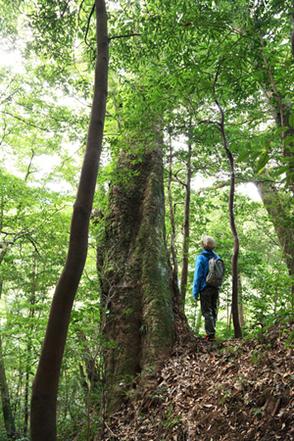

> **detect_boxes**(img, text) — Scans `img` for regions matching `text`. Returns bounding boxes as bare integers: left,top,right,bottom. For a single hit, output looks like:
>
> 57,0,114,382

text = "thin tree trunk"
77,330,100,408
180,129,192,313
226,296,231,333
0,227,16,439
30,2,108,440
23,359,30,436
228,310,232,332
167,133,179,286
238,274,245,328
290,8,294,58
194,307,202,335
0,338,16,440
23,257,37,436
216,100,242,338
274,289,278,317
14,357,23,423
0,282,16,440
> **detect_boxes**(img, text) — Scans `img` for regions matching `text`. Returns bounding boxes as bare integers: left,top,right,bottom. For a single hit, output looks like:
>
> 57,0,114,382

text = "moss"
100,148,176,414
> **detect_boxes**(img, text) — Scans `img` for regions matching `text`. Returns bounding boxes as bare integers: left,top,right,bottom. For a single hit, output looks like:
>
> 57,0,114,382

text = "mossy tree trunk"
257,34,294,194
256,181,294,301
98,147,177,414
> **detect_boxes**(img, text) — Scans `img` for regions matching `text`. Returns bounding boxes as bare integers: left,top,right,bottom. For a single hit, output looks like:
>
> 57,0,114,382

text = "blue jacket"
192,249,220,300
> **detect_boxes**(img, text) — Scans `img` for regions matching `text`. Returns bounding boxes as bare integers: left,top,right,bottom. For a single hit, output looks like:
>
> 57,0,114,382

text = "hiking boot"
205,335,215,341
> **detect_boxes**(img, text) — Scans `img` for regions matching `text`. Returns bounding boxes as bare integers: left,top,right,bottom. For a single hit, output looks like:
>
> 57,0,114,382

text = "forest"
0,0,293,440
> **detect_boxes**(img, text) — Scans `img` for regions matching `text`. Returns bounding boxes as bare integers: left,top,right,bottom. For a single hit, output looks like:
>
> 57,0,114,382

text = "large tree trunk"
98,147,176,414
256,181,294,301
257,35,294,194
254,25,294,303
30,2,108,440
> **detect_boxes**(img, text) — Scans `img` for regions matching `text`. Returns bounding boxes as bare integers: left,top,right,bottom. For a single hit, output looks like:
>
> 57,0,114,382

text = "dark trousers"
200,286,219,337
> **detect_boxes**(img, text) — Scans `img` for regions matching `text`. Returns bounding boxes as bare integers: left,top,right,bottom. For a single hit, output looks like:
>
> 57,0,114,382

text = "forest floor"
103,323,293,441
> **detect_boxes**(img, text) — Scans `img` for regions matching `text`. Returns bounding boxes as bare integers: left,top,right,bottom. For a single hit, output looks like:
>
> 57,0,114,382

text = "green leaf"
256,153,269,174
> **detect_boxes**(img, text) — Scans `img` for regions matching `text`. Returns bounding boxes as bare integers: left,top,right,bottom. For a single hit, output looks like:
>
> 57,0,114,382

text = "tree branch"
172,170,187,188
84,3,96,48
109,33,141,41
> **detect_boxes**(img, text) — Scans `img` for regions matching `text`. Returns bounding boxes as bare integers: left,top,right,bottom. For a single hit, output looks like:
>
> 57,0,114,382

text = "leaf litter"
102,324,293,441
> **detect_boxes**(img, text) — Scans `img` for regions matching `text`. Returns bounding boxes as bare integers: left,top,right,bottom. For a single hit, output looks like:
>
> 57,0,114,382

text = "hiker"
192,235,224,340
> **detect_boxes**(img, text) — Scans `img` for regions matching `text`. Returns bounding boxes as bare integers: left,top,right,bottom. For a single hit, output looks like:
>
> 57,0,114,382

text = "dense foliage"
0,0,292,439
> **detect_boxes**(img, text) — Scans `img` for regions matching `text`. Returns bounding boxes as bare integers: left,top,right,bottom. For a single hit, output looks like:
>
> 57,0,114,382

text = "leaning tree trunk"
30,2,108,440
216,99,242,339
98,147,177,414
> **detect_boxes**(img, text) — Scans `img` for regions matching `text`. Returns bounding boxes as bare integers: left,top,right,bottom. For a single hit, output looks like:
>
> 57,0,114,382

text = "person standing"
192,236,224,340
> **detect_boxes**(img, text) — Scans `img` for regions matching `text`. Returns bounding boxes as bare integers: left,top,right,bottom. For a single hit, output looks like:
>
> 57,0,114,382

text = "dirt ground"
103,323,293,441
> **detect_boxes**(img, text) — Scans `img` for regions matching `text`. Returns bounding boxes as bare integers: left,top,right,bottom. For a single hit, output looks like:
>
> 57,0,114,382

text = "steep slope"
102,323,293,441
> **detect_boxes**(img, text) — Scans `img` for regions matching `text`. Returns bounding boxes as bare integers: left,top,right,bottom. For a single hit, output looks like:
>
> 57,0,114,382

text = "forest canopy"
0,1,293,440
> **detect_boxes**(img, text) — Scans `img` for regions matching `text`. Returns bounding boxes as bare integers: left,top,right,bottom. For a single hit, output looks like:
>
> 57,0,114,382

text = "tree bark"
216,100,242,338
194,307,202,335
0,337,16,440
23,257,37,437
98,147,176,414
167,134,179,289
251,26,294,302
258,36,294,194
77,330,100,403
0,281,16,440
290,8,294,58
256,181,294,301
0,236,16,440
30,2,108,440
238,274,245,328
179,131,192,313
